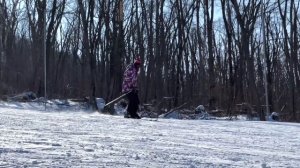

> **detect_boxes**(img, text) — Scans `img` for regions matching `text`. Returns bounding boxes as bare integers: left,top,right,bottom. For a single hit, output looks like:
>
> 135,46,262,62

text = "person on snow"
122,57,142,119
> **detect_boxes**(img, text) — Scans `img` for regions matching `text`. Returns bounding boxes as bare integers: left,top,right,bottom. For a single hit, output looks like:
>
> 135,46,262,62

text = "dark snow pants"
126,90,140,119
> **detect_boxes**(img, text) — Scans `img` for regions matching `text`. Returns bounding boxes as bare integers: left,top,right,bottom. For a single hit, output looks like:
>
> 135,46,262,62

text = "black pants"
126,90,140,118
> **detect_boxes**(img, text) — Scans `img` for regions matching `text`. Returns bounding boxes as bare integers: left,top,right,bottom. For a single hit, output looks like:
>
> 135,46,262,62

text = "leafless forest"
0,0,299,121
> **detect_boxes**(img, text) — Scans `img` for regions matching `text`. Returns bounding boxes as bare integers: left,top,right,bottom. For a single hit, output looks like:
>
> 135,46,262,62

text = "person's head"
134,57,141,69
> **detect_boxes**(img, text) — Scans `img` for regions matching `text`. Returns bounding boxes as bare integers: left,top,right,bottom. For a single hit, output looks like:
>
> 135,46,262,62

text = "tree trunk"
77,0,97,110
205,0,215,110
108,0,124,102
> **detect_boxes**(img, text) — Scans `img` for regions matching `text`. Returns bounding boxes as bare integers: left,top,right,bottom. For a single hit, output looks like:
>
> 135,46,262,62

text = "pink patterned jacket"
122,64,138,93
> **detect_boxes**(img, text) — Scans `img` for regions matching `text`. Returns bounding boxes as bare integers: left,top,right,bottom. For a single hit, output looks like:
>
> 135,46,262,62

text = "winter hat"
134,57,141,65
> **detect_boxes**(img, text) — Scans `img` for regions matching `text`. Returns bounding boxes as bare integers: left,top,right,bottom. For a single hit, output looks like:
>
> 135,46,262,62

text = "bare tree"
0,0,299,121
221,0,235,116
277,0,299,121
107,0,125,102
77,0,101,109
45,0,66,97
203,0,216,110
230,0,261,104
25,0,47,96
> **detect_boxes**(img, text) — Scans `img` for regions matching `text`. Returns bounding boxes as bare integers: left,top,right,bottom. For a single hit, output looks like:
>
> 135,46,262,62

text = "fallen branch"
162,102,189,117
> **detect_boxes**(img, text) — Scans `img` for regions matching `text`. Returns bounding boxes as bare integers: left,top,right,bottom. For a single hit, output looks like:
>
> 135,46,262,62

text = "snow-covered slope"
0,102,299,167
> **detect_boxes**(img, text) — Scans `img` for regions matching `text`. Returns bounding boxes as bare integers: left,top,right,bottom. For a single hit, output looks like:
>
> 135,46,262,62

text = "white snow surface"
0,101,300,168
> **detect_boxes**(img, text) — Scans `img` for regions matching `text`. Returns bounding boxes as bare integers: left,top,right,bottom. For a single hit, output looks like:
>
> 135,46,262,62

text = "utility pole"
261,0,270,118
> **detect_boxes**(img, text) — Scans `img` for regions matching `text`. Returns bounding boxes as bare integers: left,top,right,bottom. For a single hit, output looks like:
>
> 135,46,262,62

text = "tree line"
0,0,299,121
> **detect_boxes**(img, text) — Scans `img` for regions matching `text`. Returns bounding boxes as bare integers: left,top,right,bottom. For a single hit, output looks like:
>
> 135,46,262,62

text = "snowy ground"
0,101,299,168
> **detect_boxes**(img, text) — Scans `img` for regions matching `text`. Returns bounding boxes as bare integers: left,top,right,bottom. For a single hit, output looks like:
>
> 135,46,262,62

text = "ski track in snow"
0,106,299,167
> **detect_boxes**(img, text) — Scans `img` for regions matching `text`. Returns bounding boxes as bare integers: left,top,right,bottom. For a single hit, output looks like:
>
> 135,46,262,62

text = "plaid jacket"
122,64,138,93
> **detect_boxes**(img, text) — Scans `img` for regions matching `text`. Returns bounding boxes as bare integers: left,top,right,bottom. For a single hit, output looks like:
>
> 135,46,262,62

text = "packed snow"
0,101,299,167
